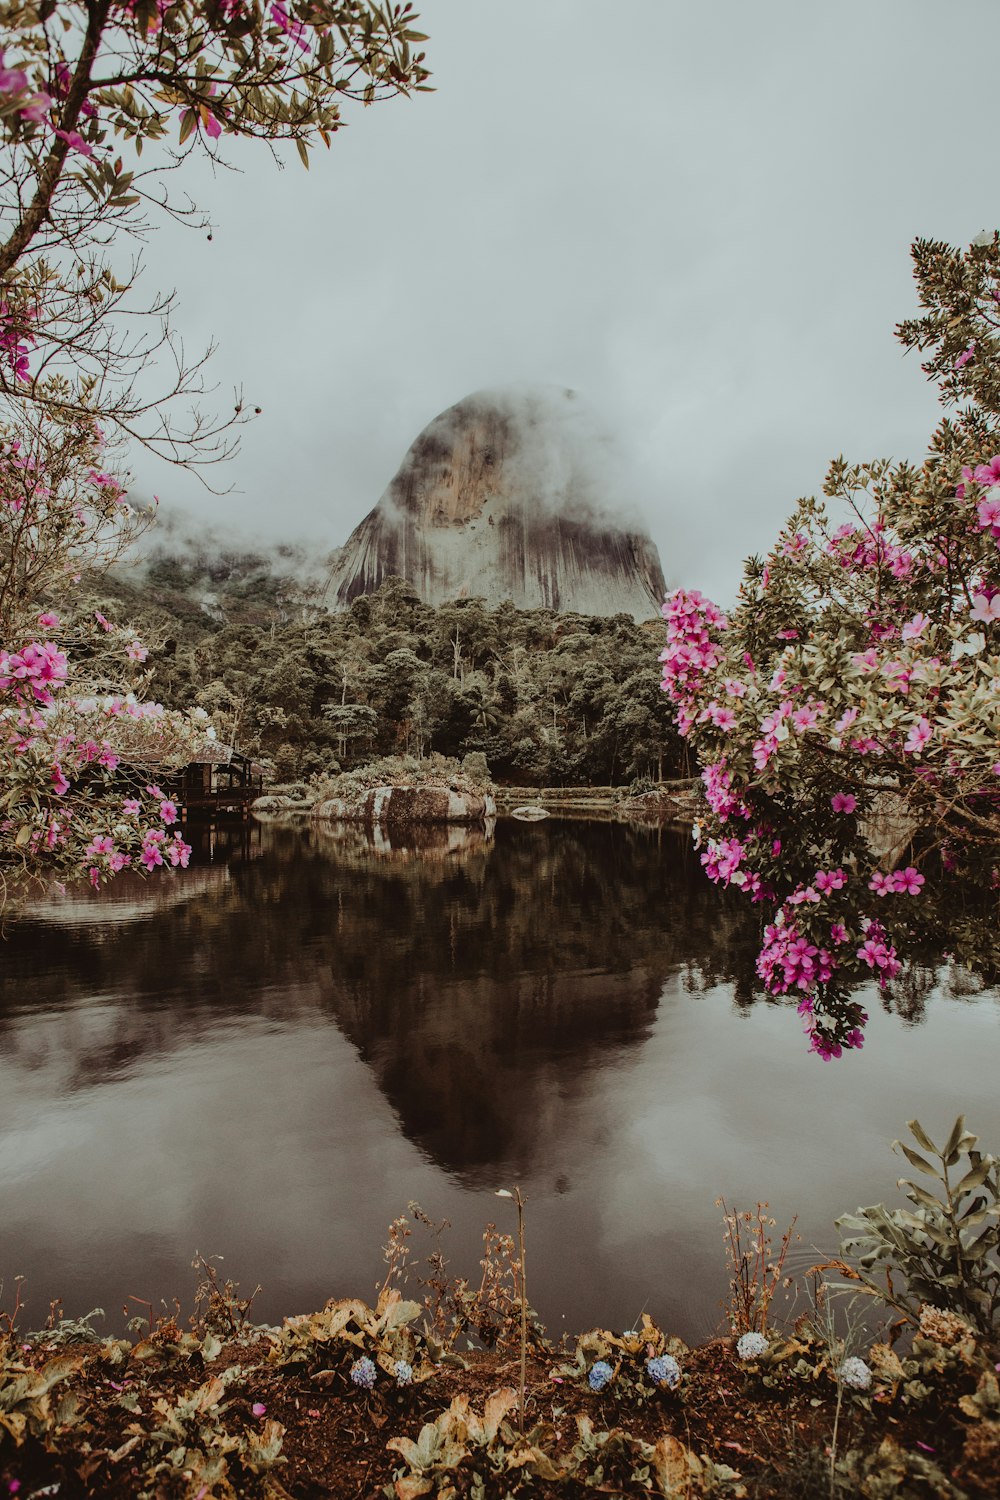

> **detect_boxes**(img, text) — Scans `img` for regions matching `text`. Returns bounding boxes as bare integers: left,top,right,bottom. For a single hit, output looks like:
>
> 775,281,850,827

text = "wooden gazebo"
162,742,266,817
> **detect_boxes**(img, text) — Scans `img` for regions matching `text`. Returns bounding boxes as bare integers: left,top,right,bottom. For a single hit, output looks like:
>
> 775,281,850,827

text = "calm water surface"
1,818,997,1344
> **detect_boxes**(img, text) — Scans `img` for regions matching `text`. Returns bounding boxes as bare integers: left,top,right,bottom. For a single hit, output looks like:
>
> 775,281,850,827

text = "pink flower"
159,799,178,825
830,922,848,944
37,611,60,629
814,868,847,893
51,763,69,796
955,341,976,370
973,456,1000,488
167,833,192,868
881,659,912,694
95,610,112,631
831,792,856,814
85,835,114,857
88,866,101,889
145,784,164,798
781,531,807,557
140,843,164,871
722,678,746,698
126,640,148,662
868,871,893,896
123,798,141,815
54,128,93,157
270,1,310,49
904,716,932,755
890,866,925,895
791,701,824,732
0,55,28,95
252,1402,267,1417
976,495,1000,537
901,613,929,641
851,649,879,674
970,591,1000,624
833,707,859,735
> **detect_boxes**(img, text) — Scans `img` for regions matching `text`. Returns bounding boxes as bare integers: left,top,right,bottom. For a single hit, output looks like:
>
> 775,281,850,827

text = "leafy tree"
0,1,430,904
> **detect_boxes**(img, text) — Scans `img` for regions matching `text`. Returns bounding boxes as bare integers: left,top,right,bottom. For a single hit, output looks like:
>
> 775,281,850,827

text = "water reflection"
0,820,997,1343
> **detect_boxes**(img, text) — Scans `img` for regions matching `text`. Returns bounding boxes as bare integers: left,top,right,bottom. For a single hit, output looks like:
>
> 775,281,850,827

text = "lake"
1,816,997,1346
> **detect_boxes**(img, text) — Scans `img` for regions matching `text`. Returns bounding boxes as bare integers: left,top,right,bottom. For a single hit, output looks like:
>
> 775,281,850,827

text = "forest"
94,551,683,787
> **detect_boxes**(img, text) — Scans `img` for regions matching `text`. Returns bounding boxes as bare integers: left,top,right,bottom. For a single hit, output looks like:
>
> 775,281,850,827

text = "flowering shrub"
661,234,1000,1058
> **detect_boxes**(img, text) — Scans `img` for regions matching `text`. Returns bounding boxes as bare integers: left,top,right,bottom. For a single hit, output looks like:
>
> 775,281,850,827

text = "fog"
125,0,992,606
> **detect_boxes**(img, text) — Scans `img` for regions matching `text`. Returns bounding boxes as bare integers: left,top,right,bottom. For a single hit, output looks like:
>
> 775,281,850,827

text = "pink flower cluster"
956,454,1000,500
701,759,747,822
868,865,924,896
0,640,68,704
0,47,52,126
827,524,913,580
856,917,902,986
138,828,191,870
271,1,310,49
752,699,793,771
659,590,728,736
0,298,34,383
807,1020,866,1063
757,918,836,998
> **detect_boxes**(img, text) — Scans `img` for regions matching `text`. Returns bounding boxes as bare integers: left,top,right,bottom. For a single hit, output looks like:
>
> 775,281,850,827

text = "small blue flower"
588,1359,614,1392
646,1353,681,1389
350,1356,377,1389
736,1331,769,1361
394,1360,414,1386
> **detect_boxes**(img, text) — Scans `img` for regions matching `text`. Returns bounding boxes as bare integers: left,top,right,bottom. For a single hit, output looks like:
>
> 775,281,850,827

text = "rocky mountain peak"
326,386,666,619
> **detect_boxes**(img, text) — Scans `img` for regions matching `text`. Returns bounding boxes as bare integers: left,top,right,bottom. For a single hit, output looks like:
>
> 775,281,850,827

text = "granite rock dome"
326,387,666,619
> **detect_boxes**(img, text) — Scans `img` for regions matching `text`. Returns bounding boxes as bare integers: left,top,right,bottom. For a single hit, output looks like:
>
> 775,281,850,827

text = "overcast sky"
134,0,993,606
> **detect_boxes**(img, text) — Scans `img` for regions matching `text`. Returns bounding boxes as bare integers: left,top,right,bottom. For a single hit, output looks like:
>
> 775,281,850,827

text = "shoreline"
2,1293,996,1498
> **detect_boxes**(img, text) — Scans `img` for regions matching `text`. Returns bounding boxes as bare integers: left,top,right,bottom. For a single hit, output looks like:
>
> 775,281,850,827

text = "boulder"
312,785,495,828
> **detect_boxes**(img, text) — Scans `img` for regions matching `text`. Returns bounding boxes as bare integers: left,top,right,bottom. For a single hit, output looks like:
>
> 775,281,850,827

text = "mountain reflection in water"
0,819,997,1344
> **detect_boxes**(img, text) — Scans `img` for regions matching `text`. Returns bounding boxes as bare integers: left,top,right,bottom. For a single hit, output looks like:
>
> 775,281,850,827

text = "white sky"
133,0,994,606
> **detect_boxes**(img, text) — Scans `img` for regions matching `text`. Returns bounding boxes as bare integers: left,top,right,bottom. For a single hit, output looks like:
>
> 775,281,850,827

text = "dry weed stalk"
378,1202,524,1351
0,1275,25,1336
717,1198,798,1334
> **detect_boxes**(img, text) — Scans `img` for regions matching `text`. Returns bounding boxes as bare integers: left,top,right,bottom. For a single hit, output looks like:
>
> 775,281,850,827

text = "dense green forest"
95,550,684,786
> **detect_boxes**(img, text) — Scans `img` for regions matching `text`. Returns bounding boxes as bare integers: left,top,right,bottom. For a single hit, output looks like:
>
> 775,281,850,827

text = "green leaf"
943,1115,970,1162
895,1143,939,1177
178,109,196,146
907,1120,939,1155
955,1160,992,1195
905,1182,944,1213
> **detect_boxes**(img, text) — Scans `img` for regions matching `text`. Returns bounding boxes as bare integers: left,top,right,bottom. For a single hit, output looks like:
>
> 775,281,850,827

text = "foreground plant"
833,1116,999,1336
556,1316,689,1407
268,1286,437,1394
